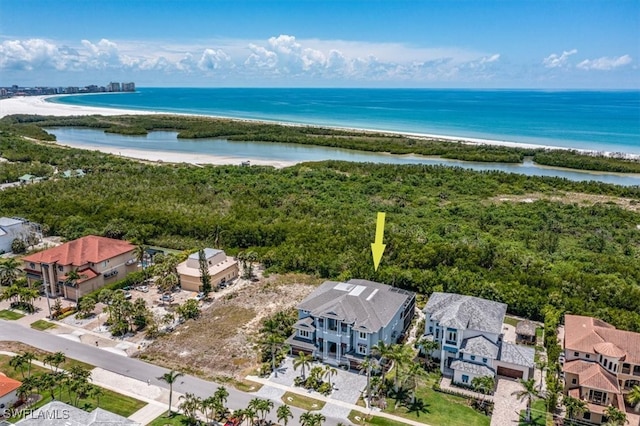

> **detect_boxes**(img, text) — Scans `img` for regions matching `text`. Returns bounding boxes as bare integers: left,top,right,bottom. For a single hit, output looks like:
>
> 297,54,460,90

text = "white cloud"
0,39,67,71
543,49,578,68
197,48,234,71
0,35,503,83
577,54,632,71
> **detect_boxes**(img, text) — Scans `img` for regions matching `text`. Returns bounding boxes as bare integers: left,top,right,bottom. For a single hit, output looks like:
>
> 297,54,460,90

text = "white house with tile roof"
423,292,534,385
287,279,416,369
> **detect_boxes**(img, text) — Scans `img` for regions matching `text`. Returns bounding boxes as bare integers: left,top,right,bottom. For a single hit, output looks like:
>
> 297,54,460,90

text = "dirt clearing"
489,191,640,212
138,273,320,380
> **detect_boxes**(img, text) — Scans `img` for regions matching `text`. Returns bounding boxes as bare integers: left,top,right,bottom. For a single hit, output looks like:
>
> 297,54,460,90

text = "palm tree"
65,269,85,304
360,357,379,408
264,333,285,377
417,338,439,371
293,351,313,380
9,354,27,379
179,393,201,425
299,411,315,426
43,351,66,373
276,404,293,426
627,385,640,412
535,359,547,392
90,385,103,408
371,341,394,385
311,413,326,426
387,344,413,391
323,365,337,389
563,395,587,425
0,258,20,286
603,405,627,426
471,375,495,410
158,370,184,416
512,378,538,423
404,363,428,403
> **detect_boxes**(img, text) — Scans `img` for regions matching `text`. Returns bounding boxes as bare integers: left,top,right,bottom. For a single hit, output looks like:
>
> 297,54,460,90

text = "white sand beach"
1,95,637,163
55,141,296,168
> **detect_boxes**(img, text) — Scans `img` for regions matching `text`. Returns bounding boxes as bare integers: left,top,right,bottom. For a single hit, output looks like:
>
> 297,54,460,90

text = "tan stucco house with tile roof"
563,314,640,425
22,235,139,301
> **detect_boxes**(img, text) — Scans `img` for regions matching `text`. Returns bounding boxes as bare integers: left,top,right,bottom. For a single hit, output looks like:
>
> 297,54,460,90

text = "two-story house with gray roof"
287,279,416,369
423,292,534,385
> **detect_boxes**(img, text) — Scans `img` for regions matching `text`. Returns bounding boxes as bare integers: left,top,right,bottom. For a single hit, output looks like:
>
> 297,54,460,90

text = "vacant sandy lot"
138,273,320,380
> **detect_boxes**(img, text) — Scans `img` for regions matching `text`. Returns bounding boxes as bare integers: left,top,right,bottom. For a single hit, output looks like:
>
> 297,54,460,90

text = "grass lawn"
381,375,489,426
281,391,326,411
30,319,56,330
9,386,145,422
0,309,24,320
348,410,412,426
519,400,551,426
0,354,93,376
536,327,544,338
503,316,519,327
148,412,191,426
232,378,263,392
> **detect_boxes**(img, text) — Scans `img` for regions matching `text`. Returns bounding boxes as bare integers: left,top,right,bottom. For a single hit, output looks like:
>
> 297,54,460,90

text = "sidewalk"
247,374,433,426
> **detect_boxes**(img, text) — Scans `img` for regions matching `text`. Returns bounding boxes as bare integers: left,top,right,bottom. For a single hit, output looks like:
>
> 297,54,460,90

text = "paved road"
0,320,346,425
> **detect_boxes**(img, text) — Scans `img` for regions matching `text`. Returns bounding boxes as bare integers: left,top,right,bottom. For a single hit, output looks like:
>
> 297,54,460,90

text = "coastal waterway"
48,127,640,186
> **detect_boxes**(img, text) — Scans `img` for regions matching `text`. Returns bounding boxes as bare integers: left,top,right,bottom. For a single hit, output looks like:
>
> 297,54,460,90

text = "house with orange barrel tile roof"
563,314,640,425
0,373,21,411
22,235,139,301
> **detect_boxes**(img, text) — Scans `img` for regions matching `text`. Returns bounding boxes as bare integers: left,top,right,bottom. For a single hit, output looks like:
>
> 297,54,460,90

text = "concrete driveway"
490,378,527,426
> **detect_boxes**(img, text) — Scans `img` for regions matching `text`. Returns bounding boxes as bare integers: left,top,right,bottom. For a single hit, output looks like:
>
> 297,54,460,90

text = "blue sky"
1,0,638,88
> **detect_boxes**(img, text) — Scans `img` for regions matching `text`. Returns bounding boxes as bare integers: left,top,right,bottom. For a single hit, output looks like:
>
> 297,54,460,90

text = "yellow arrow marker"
371,212,386,271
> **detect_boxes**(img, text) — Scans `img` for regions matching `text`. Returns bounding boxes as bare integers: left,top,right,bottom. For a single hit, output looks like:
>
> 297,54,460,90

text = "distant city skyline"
0,0,638,89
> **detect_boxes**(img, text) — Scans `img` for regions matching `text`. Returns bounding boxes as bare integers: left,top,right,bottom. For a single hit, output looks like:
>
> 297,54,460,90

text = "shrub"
11,238,26,254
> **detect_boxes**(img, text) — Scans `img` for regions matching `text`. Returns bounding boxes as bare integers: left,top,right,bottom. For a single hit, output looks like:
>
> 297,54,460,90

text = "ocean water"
51,88,640,155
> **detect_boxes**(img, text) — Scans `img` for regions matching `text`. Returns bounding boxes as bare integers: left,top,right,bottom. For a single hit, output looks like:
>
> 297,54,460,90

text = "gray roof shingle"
499,342,535,367
15,401,137,425
298,279,414,332
424,292,507,335
460,336,499,359
450,360,495,376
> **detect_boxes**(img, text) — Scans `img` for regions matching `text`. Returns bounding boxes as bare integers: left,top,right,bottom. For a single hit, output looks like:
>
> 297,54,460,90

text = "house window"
299,330,310,339
30,262,35,269
583,412,591,420
574,352,579,357
462,375,469,384
429,326,433,333
590,390,605,404
357,344,367,355
482,358,487,363
459,353,463,359
435,329,439,339
572,378,577,385
58,265,63,272
103,261,108,267
471,355,476,361
446,329,457,344
585,354,590,359
359,331,367,340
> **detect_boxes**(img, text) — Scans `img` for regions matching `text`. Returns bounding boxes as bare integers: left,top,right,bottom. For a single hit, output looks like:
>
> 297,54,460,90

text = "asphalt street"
0,320,345,425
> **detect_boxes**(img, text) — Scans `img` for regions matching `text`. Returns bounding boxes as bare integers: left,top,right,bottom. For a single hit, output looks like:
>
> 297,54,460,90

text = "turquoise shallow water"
51,88,640,155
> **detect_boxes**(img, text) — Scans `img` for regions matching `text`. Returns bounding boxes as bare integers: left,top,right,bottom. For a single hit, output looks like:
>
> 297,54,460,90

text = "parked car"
559,352,566,365
160,293,174,303
194,292,206,301
137,285,149,293
116,289,132,300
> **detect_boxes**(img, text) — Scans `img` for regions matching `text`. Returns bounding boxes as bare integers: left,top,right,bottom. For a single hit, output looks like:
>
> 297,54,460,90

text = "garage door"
497,366,524,379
